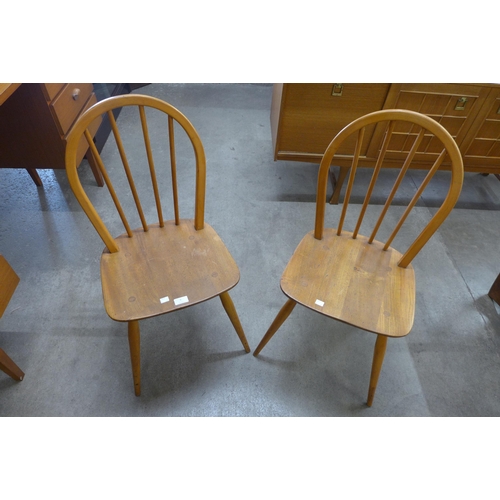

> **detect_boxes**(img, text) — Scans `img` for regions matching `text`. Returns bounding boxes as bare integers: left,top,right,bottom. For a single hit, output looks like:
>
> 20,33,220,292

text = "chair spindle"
84,129,133,238
107,111,148,232
383,149,447,251
352,121,396,239
368,127,426,245
139,105,164,228
168,116,180,225
337,127,365,236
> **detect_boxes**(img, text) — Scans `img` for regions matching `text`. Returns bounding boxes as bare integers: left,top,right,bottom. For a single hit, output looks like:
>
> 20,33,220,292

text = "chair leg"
128,320,141,396
367,334,388,407
0,348,24,381
253,298,296,356
219,292,250,353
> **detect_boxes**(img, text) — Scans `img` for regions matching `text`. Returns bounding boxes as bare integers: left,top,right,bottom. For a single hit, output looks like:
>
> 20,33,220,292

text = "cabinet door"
367,83,491,167
458,87,500,171
273,83,390,162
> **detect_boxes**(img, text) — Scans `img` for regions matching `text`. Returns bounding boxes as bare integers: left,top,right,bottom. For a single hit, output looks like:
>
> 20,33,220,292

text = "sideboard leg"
329,166,349,204
26,168,43,187
488,273,500,306
86,149,104,187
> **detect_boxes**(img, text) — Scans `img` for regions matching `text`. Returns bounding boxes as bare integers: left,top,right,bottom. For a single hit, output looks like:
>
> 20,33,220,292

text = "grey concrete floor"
1,83,500,416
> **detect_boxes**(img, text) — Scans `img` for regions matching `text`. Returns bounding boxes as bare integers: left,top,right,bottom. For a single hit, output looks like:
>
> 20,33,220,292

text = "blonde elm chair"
253,109,464,406
65,94,250,396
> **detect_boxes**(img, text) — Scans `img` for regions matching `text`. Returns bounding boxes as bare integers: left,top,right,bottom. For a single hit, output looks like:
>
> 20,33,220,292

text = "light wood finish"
367,335,387,407
281,231,415,336
271,83,500,203
369,83,491,163
40,83,64,101
219,292,251,353
0,348,24,381
128,321,141,396
0,255,24,382
49,83,94,135
255,109,464,406
168,115,180,225
0,83,102,186
315,110,464,268
0,255,20,317
271,83,391,162
100,222,241,322
75,93,101,174
65,94,250,395
460,87,500,169
0,83,21,106
253,299,296,356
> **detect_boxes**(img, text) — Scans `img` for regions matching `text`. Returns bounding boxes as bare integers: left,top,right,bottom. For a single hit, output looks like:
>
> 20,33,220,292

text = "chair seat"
280,229,416,337
100,220,240,322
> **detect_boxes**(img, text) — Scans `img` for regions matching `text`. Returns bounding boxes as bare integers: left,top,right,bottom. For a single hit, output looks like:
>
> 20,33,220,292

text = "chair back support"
65,94,206,253
314,109,464,267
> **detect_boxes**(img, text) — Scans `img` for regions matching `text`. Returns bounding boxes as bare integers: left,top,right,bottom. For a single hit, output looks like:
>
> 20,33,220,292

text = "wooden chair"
253,109,464,406
65,94,250,396
0,255,25,382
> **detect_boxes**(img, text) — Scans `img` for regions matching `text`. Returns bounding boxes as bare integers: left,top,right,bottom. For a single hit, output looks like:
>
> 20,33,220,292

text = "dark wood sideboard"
0,83,149,187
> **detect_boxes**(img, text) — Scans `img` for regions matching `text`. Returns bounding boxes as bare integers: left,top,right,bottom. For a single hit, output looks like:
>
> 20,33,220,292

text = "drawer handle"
331,83,343,97
455,97,468,111
72,88,81,101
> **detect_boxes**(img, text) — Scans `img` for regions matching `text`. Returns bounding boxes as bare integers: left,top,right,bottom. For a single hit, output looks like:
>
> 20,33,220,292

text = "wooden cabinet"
0,83,102,186
271,83,391,162
460,86,500,169
271,83,500,201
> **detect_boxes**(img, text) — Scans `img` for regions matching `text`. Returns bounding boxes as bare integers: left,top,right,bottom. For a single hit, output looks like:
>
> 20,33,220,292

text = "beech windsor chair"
253,109,464,406
65,94,250,396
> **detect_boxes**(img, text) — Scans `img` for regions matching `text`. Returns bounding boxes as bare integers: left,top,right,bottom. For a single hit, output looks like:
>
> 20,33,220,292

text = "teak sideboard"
271,83,500,202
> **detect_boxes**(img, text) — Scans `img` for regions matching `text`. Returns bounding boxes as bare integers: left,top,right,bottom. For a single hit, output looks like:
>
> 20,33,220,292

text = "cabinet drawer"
41,83,64,101
50,83,93,136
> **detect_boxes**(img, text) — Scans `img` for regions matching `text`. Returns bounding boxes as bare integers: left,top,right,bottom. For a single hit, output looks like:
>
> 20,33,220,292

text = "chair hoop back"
314,109,464,267
65,94,207,253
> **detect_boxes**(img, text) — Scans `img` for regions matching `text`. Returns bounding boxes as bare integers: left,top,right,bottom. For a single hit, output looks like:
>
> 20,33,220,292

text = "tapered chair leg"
254,298,296,356
219,291,250,353
367,334,388,407
0,348,24,381
128,320,141,396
